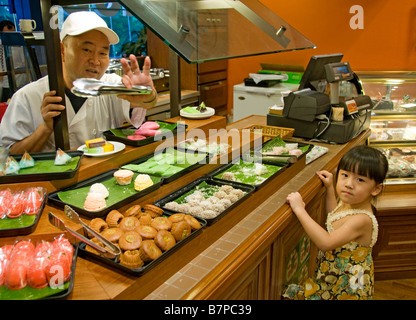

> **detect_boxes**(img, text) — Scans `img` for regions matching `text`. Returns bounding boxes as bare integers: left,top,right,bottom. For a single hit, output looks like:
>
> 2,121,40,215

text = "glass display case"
357,71,416,184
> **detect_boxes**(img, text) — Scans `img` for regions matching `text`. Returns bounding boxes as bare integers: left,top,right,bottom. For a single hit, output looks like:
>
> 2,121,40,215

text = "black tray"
47,169,163,218
207,157,289,190
120,147,210,184
154,177,255,225
78,211,206,276
0,151,84,183
103,121,187,147
0,193,47,238
242,139,313,166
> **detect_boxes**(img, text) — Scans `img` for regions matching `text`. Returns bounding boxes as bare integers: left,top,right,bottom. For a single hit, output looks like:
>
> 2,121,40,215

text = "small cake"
150,216,172,231
88,218,108,237
170,221,191,242
85,138,106,148
84,237,105,255
19,151,35,168
88,183,109,198
105,210,124,228
119,250,144,269
83,192,106,212
142,204,163,218
154,230,176,251
123,204,142,218
100,227,123,243
119,216,140,232
113,169,134,185
184,214,201,230
118,231,142,251
168,213,186,224
134,174,154,191
54,148,72,165
138,213,153,226
139,240,162,262
135,224,157,240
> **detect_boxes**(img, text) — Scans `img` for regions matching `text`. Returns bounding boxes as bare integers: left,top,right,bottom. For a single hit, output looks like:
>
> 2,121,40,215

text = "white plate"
77,141,126,157
180,107,215,119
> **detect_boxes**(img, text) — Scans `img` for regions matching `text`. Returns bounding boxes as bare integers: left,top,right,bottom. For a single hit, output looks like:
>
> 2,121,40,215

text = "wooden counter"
0,115,370,300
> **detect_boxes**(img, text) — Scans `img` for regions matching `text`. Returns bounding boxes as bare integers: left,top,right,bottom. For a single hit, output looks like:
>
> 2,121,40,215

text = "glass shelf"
119,0,316,63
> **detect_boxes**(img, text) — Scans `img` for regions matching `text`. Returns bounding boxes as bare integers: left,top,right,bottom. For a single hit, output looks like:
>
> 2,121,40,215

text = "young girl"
283,145,388,300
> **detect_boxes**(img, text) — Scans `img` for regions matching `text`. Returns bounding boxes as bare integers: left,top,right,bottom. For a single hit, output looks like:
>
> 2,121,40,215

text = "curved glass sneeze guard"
119,0,316,63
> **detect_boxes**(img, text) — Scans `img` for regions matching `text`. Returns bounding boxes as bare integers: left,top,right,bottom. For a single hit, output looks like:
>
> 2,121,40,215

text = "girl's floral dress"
283,202,378,300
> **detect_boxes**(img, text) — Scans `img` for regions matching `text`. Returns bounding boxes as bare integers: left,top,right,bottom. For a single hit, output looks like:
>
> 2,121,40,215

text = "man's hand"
41,90,65,131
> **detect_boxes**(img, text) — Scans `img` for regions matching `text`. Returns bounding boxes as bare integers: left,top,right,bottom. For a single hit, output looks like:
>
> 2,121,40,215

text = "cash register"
267,53,372,143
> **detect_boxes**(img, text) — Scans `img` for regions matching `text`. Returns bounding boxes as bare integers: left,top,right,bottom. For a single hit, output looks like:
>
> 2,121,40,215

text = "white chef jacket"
0,74,146,152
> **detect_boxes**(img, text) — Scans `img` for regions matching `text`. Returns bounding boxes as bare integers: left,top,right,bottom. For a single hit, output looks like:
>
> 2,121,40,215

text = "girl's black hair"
336,145,388,185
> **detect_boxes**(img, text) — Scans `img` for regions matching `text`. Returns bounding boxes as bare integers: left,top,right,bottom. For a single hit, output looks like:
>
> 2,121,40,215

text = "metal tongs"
48,208,121,260
71,78,152,97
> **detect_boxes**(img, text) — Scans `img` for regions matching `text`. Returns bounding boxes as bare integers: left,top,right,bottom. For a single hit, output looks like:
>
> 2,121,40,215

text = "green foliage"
121,27,147,57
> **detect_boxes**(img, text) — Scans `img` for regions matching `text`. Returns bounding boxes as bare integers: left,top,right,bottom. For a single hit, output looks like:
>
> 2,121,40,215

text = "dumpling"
54,148,72,165
19,151,35,168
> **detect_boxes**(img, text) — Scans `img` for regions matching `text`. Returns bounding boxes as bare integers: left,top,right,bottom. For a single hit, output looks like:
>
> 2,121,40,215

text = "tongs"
48,209,120,260
71,78,152,97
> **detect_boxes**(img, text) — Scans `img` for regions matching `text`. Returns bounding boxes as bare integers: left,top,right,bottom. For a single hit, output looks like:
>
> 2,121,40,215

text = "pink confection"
134,128,162,137
140,121,160,130
127,134,147,140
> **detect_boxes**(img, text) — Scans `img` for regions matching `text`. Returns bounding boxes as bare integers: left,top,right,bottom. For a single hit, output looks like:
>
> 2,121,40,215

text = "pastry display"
84,203,203,271
113,169,134,185
134,174,154,191
377,146,416,178
0,187,45,220
177,138,230,156
163,182,247,220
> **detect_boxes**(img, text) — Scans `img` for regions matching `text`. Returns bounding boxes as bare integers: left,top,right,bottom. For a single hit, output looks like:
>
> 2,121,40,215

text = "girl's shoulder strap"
326,202,378,247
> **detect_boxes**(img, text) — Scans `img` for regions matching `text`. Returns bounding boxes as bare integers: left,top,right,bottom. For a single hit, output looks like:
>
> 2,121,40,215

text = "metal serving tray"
154,177,255,225
0,151,84,183
103,121,187,147
78,211,206,276
120,147,210,184
47,169,163,218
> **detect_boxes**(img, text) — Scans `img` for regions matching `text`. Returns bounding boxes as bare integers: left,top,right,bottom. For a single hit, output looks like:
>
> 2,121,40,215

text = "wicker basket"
243,125,294,142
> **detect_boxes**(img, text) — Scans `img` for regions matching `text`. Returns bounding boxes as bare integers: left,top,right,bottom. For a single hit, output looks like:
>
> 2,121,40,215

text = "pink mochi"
127,134,147,140
134,128,162,137
140,121,160,130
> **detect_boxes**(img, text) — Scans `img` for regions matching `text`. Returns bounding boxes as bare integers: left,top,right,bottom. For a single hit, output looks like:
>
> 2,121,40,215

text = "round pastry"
105,210,124,228
113,169,134,185
170,221,191,242
119,216,140,232
89,218,108,237
101,227,123,243
184,214,201,230
139,213,153,226
119,250,144,269
134,174,154,191
135,224,157,240
155,230,176,251
139,240,162,262
84,237,105,255
124,204,142,218
168,213,185,224
150,216,172,231
142,204,164,218
88,183,109,198
118,231,142,251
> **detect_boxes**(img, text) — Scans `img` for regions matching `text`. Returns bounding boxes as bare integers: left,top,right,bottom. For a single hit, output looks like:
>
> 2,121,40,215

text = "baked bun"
124,204,142,218
171,221,191,242
106,210,124,228
142,204,163,218
139,213,152,226
184,214,201,230
168,213,185,224
135,224,157,240
89,218,108,237
155,230,176,251
118,231,142,251
139,240,162,262
101,227,123,243
151,216,172,231
119,216,140,232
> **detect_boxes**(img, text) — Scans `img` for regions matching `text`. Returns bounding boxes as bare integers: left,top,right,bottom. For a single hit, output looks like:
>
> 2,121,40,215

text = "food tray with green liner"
77,211,207,276
0,233,78,300
207,157,289,190
102,120,187,147
47,169,163,218
0,195,46,238
154,177,255,225
0,151,83,183
120,147,210,184
242,136,313,166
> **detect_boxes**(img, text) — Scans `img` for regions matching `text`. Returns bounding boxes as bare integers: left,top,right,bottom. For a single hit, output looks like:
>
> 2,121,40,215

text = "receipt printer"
282,89,330,122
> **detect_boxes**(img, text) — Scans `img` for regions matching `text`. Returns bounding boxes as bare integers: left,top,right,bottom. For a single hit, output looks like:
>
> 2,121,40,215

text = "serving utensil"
48,211,120,260
71,78,152,97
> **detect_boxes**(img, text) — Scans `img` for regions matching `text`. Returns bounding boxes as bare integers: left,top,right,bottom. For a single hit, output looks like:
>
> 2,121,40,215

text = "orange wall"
227,0,416,115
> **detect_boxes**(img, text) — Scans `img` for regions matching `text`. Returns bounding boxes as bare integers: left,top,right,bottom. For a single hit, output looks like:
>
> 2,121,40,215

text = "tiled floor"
145,145,340,300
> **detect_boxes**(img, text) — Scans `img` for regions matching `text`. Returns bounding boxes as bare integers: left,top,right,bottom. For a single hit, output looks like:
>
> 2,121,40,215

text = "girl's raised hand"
316,170,333,189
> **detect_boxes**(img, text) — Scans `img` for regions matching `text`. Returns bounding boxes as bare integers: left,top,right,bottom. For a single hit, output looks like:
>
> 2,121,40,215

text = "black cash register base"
267,110,371,144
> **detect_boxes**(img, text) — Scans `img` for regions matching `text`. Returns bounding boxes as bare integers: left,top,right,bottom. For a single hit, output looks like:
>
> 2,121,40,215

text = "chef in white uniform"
0,11,157,154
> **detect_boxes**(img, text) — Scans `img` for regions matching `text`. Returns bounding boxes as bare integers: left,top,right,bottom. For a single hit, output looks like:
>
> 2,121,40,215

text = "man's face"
61,30,110,88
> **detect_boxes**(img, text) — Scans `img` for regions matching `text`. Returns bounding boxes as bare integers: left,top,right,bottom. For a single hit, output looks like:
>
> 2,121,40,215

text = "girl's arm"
286,192,371,251
316,170,338,213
